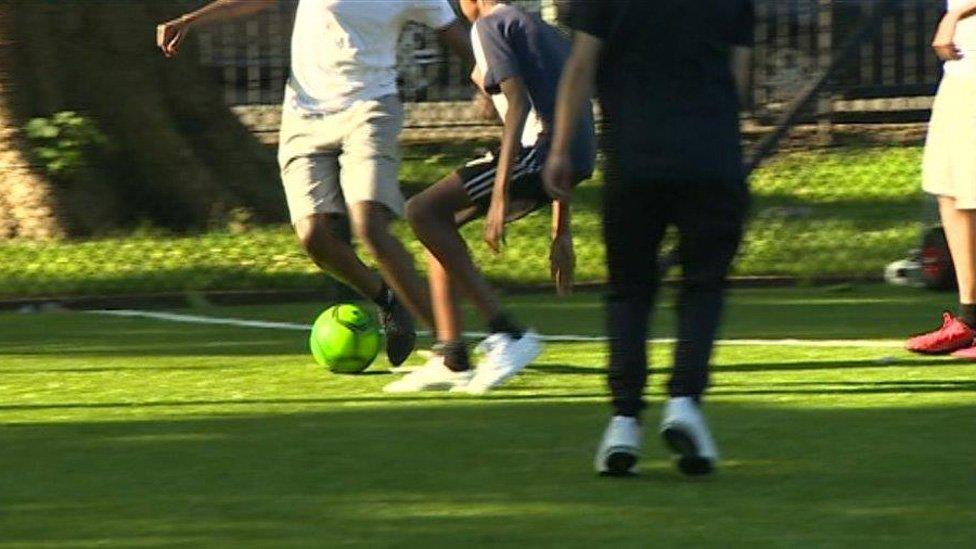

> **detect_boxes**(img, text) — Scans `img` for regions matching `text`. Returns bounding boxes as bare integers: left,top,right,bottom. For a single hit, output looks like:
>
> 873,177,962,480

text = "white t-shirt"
471,16,543,148
286,0,457,113
945,0,976,76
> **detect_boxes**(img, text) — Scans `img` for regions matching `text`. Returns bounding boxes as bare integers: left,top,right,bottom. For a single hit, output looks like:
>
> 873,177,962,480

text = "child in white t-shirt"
157,0,473,367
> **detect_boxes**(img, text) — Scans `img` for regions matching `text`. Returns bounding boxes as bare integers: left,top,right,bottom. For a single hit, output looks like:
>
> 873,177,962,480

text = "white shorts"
278,95,404,223
923,73,976,209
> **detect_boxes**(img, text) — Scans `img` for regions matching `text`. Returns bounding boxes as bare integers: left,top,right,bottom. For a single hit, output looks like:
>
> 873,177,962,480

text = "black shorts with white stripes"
453,146,551,226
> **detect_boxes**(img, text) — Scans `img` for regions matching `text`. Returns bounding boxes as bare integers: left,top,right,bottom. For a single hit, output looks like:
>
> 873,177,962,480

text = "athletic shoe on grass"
382,356,473,393
594,416,641,476
660,397,719,476
389,348,437,374
379,296,416,366
950,344,976,360
905,312,974,355
459,330,542,394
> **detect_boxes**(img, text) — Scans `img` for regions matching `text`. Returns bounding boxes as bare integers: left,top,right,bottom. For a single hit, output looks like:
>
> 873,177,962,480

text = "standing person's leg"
934,198,976,360
660,179,747,476
668,181,747,398
935,76,976,325
939,197,976,308
594,175,667,476
604,181,665,419
909,73,976,354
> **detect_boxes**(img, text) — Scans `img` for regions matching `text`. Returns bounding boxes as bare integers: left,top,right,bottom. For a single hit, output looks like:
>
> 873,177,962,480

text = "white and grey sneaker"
594,416,642,476
382,356,473,393
461,330,542,394
659,397,719,476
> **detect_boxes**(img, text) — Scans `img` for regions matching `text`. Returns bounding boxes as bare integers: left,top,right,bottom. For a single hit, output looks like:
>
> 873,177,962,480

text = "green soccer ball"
309,303,381,374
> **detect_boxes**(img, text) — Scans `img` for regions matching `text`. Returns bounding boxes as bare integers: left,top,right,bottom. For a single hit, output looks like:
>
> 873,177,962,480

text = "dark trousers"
603,175,748,418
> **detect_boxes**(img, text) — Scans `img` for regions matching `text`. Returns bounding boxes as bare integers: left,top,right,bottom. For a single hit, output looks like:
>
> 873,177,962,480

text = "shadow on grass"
2,374,973,414
1,401,973,546
1,356,948,379
530,358,952,377
710,381,976,396
0,393,608,412
0,365,267,375
0,367,391,377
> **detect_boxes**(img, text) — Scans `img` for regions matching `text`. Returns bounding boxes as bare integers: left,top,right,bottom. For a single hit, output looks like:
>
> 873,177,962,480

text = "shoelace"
917,312,964,344
939,312,952,329
933,312,958,337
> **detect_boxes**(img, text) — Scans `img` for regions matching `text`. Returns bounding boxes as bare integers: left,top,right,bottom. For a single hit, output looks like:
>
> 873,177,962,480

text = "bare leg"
939,196,976,304
427,250,463,342
348,201,435,328
406,173,504,322
293,213,383,299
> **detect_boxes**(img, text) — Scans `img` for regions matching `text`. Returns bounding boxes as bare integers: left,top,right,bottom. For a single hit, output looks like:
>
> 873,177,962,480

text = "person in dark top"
391,0,597,394
544,0,755,477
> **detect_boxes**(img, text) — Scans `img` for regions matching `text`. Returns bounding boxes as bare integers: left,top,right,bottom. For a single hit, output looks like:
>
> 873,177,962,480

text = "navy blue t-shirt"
474,4,597,178
570,0,755,183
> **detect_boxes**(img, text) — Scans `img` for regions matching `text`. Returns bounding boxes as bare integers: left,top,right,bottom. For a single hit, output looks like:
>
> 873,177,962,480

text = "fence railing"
197,1,947,122
751,0,943,120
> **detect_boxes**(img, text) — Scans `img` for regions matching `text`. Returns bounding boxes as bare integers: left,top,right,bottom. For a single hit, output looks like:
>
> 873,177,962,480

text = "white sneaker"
659,397,719,476
594,416,642,476
389,349,436,374
461,330,542,394
382,356,473,393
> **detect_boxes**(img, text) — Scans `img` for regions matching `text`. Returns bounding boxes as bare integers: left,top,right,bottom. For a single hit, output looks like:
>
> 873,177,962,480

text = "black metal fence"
197,0,946,122
750,0,944,122
834,0,943,97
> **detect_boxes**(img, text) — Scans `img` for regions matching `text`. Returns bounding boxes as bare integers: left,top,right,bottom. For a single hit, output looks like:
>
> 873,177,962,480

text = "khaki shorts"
923,73,976,209
278,94,404,223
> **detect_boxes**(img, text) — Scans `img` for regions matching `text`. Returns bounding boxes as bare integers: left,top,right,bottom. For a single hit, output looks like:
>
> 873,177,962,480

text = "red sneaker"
951,344,976,360
906,312,975,354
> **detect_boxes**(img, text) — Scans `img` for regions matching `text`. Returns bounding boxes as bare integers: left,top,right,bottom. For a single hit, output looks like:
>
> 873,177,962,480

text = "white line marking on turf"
93,310,310,331
90,310,906,348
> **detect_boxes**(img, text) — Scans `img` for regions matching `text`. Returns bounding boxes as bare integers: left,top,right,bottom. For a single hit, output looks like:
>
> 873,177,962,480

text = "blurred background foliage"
0,1,938,298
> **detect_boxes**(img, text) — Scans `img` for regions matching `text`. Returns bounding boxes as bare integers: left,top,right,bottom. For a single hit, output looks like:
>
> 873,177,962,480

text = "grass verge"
0,145,926,298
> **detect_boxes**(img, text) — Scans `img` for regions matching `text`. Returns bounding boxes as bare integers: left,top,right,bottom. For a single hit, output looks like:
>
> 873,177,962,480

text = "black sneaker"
379,296,416,366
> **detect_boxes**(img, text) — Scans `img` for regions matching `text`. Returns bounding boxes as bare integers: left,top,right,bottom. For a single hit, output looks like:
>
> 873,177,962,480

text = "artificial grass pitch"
1,286,974,547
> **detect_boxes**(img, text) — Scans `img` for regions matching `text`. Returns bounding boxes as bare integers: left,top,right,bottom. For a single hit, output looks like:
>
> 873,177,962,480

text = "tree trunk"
0,7,63,239
0,0,284,239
